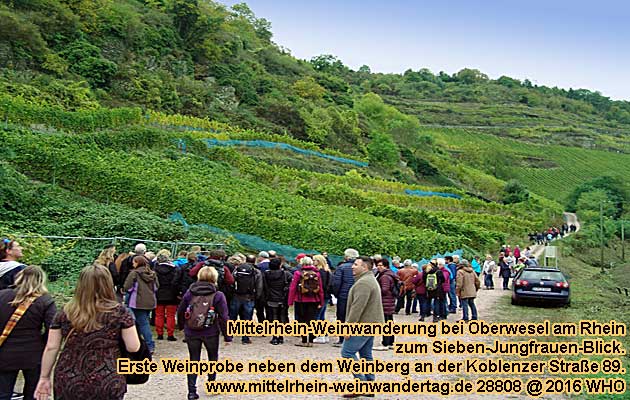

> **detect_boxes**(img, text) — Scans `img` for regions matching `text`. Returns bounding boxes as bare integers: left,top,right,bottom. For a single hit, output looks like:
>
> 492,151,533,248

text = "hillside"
1,0,629,279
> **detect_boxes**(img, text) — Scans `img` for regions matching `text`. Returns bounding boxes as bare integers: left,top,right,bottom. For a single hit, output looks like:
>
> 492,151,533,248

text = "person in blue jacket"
444,255,458,313
332,248,357,347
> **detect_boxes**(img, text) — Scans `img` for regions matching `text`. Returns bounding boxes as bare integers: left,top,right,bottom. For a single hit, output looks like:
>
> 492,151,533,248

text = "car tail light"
555,282,569,288
516,280,528,286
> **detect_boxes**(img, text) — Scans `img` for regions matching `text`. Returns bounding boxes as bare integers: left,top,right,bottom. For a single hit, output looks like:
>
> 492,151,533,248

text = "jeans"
341,336,375,381
417,295,430,317
503,275,510,290
382,314,394,346
155,304,177,337
461,298,478,321
295,302,319,343
484,273,494,288
336,299,347,344
0,368,39,400
255,299,266,323
448,281,458,312
430,296,447,319
230,297,255,342
132,308,155,352
316,303,327,320
186,335,219,395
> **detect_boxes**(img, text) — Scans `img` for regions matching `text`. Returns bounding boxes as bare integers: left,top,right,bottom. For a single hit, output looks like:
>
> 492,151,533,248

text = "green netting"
169,213,462,267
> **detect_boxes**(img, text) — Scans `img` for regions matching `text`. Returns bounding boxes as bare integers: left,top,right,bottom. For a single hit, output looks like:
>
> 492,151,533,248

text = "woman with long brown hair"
0,265,56,400
34,264,140,400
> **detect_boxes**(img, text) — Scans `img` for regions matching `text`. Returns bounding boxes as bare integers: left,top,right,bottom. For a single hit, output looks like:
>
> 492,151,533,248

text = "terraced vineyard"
429,128,630,203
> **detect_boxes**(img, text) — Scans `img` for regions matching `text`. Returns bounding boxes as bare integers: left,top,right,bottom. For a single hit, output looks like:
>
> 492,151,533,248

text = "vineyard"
6,88,621,266
429,128,630,203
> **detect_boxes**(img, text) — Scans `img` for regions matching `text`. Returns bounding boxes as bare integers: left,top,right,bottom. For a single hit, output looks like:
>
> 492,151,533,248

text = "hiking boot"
242,338,252,344
167,336,177,342
187,393,200,400
270,338,279,345
156,335,164,340
295,342,310,347
419,316,425,322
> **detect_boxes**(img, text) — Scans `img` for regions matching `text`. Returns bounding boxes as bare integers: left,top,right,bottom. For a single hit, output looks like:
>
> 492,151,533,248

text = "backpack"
186,292,217,330
426,272,438,292
392,278,403,298
299,270,320,295
205,261,226,292
234,264,256,295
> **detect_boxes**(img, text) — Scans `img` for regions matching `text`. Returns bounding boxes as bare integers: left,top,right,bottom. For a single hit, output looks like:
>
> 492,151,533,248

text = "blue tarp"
404,189,462,199
202,138,368,167
169,213,462,267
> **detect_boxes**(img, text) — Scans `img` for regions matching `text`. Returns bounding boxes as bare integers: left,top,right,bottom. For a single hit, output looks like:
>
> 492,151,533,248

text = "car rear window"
521,271,566,281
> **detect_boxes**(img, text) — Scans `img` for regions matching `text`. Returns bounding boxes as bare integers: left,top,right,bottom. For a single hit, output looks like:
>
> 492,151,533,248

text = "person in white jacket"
482,255,496,290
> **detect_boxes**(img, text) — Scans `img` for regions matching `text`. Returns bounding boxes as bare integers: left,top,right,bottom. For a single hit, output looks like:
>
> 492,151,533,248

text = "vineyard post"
622,220,625,261
599,203,604,273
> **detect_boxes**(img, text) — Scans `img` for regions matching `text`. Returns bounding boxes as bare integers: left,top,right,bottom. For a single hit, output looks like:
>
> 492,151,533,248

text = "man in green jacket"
341,256,384,397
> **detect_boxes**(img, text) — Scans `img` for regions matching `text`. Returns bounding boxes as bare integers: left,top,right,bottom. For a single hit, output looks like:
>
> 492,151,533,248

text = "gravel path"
130,223,583,399
128,289,561,399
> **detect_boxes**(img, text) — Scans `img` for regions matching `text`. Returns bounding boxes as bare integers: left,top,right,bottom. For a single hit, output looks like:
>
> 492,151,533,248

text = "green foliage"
293,77,326,100
367,132,398,168
502,179,530,204
566,176,627,218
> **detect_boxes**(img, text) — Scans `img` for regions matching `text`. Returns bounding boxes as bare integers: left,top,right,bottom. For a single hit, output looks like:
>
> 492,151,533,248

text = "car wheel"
511,297,519,306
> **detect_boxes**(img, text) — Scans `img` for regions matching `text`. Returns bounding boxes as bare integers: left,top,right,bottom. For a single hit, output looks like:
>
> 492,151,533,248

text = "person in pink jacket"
287,257,324,347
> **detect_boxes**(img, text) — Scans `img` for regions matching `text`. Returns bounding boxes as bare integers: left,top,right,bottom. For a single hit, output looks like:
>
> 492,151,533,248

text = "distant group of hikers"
528,224,576,245
0,237,540,399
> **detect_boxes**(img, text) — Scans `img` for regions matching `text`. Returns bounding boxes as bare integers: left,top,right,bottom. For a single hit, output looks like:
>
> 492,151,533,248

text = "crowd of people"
0,237,538,400
528,224,576,245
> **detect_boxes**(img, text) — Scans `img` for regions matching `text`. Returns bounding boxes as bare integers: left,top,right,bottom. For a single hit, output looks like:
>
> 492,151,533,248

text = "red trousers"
155,304,177,336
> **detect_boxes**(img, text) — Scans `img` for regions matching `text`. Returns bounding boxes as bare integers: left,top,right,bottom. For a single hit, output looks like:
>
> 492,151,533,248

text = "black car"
511,267,570,306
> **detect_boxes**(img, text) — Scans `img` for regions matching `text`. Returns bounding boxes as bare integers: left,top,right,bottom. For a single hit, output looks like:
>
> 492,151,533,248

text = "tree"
367,132,399,168
454,68,488,84
292,77,326,100
310,54,348,76
502,179,529,204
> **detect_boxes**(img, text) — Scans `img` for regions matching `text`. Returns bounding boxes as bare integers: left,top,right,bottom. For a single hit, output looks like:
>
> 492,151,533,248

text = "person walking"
312,254,332,344
332,249,357,347
230,256,262,344
340,256,384,398
455,259,480,322
154,250,182,341
373,259,397,351
123,256,158,354
177,266,232,400
34,264,141,400
498,254,511,290
395,260,417,315
262,258,292,345
288,257,324,347
482,255,496,289
0,239,26,291
0,266,56,400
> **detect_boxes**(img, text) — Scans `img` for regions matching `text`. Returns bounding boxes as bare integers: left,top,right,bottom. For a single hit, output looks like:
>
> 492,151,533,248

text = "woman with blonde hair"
312,255,333,343
0,265,56,400
34,264,140,400
177,266,232,400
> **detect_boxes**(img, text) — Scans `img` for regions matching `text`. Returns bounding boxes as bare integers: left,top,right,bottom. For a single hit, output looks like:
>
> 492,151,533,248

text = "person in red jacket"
287,257,324,347
411,267,428,321
373,259,397,351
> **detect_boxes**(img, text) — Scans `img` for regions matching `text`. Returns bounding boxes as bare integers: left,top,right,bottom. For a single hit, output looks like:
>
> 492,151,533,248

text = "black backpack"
205,260,227,293
234,264,256,295
392,277,403,298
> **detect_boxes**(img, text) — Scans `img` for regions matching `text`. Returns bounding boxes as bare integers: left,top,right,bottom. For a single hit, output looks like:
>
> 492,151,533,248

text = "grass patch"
495,249,630,399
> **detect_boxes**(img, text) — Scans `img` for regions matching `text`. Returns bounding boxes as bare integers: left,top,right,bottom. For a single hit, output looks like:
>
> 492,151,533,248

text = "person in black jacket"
179,253,198,297
263,258,292,345
154,250,182,342
0,265,56,400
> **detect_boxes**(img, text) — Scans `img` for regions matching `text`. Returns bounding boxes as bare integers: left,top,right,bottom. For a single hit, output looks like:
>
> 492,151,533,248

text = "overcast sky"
219,0,630,100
